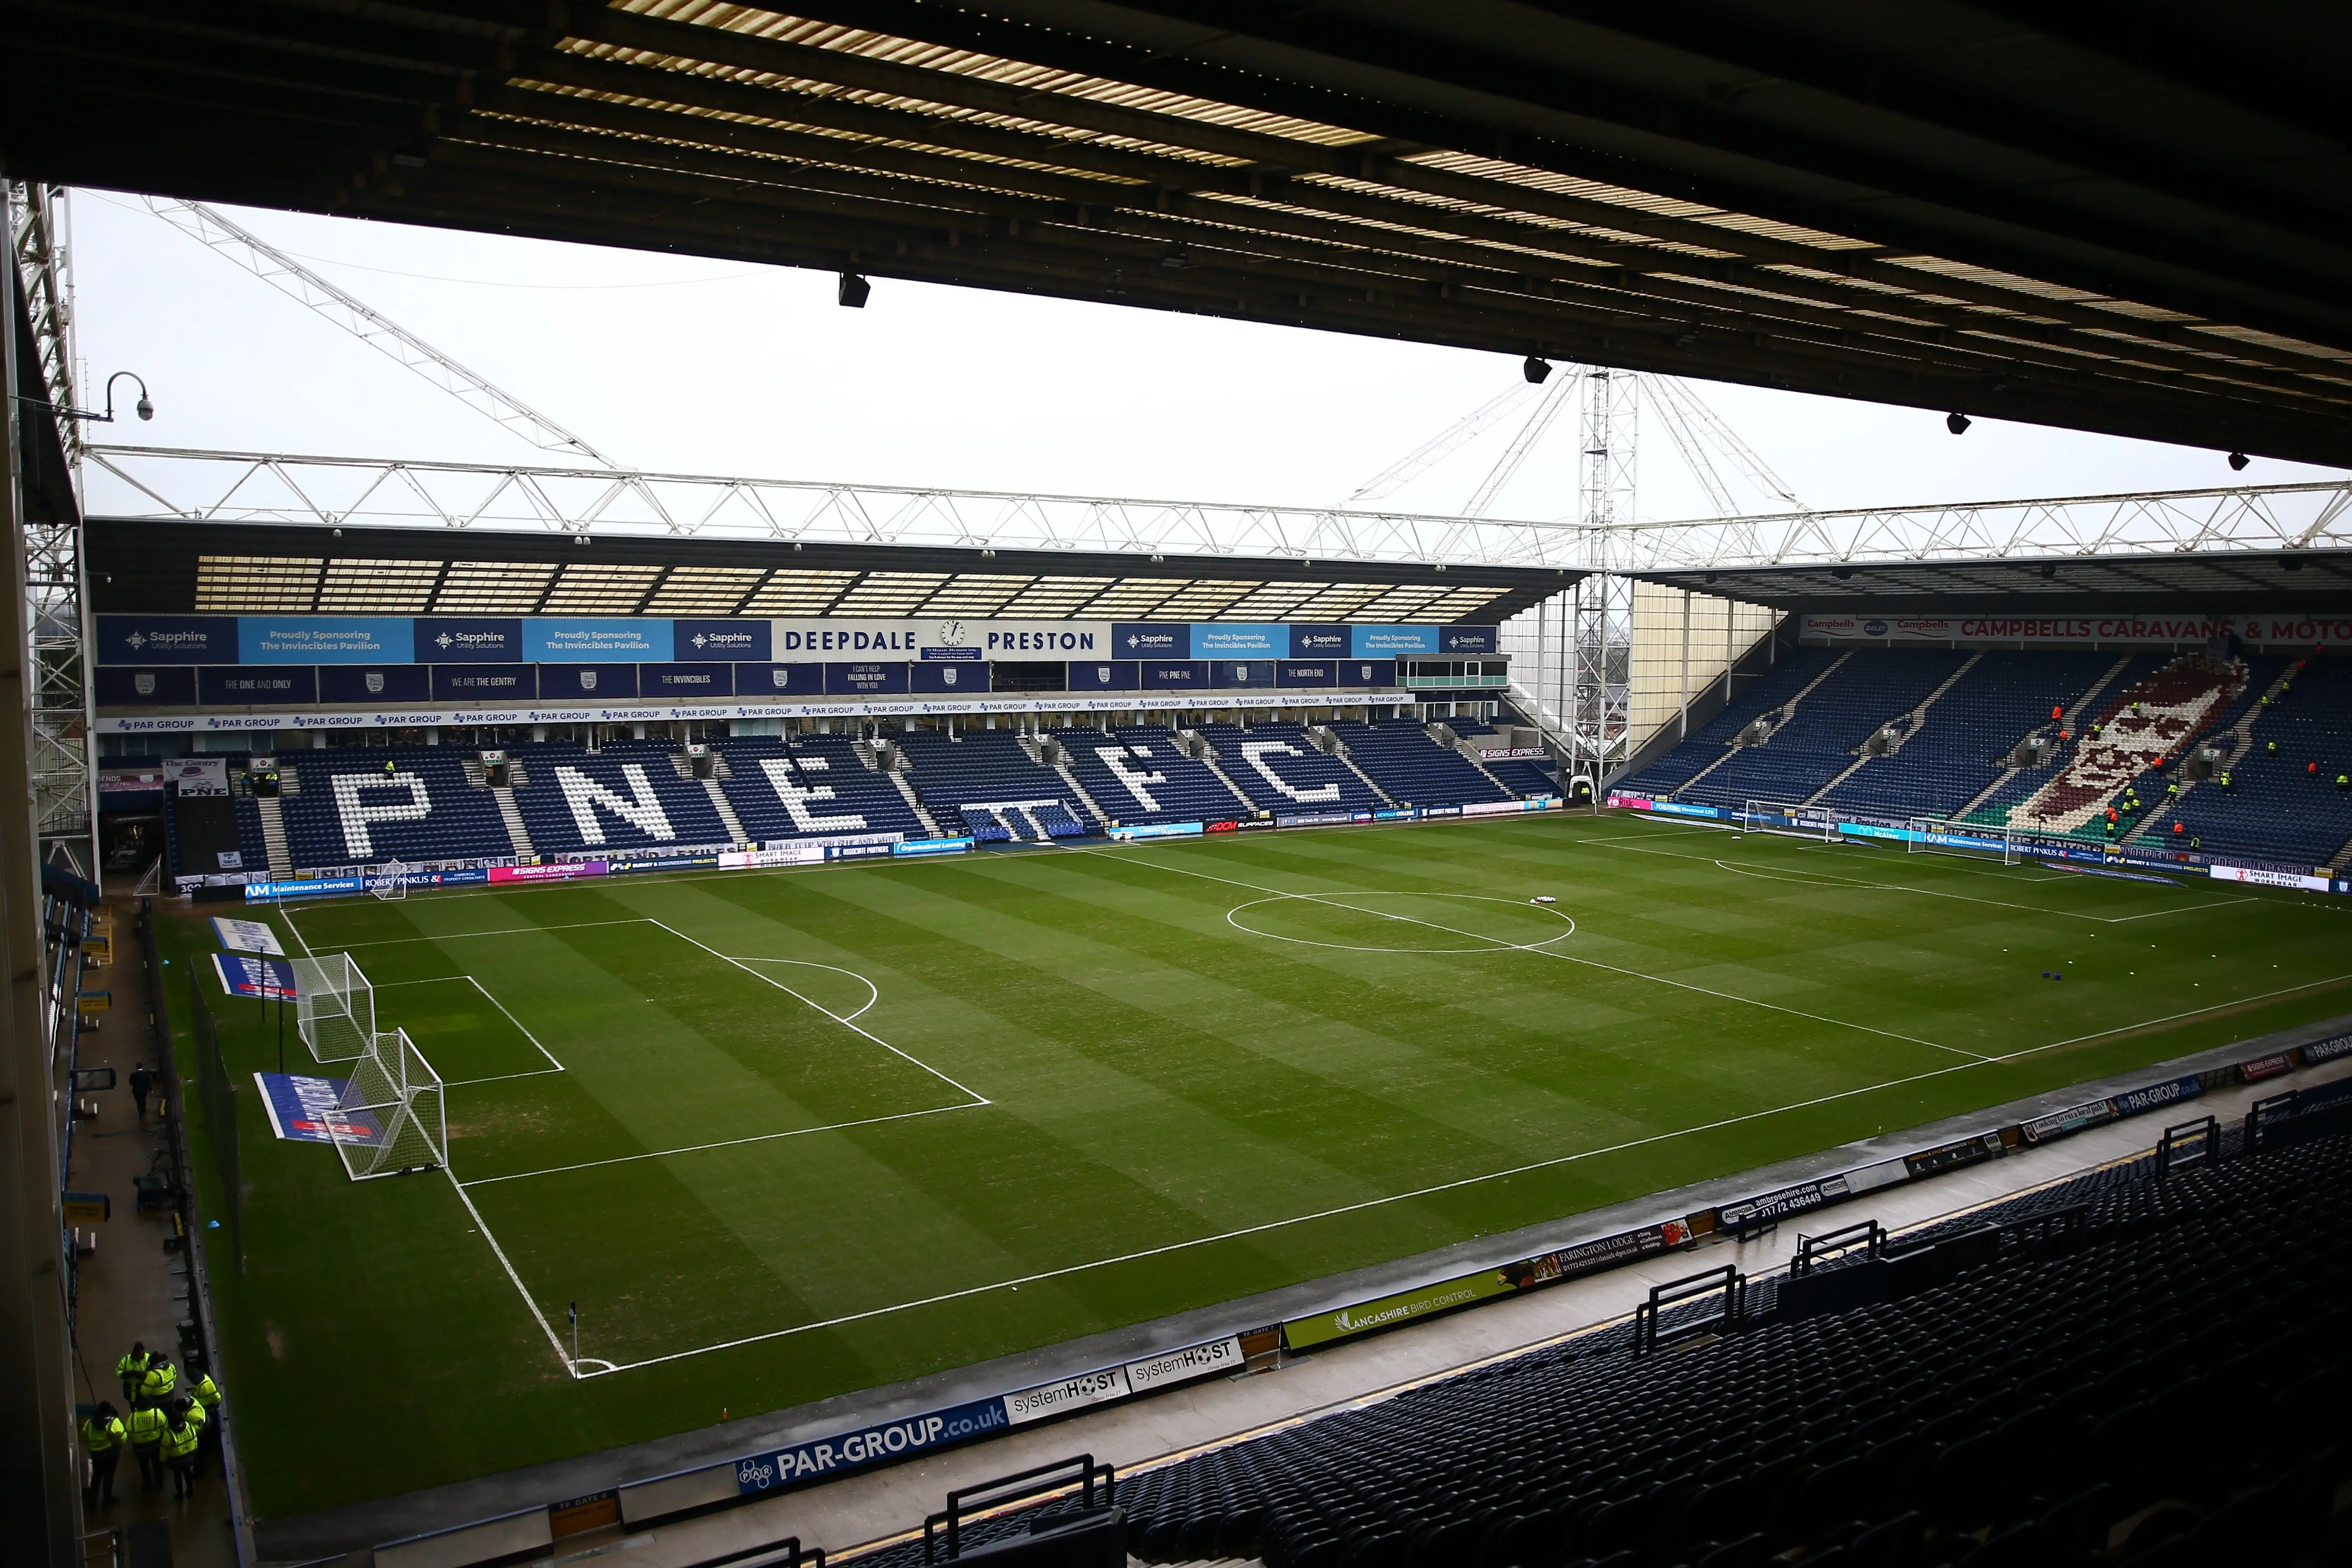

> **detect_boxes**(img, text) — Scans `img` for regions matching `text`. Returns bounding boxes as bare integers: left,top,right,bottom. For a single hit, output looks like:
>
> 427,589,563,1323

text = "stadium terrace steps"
490,784,534,859
1049,726,1252,825
1673,649,1973,811
1194,723,1381,815
897,729,1079,838
701,778,749,845
1323,719,1513,808
1818,649,2115,822
889,772,944,837
716,736,927,844
1307,724,1398,807
254,794,293,878
1615,647,1847,800
1801,650,1982,808
1179,734,1260,815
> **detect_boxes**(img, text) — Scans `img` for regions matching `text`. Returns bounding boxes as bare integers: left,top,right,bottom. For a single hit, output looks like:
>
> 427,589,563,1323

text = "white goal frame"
1908,816,2020,865
292,952,374,1063
329,1028,447,1180
370,859,411,901
1738,799,1840,842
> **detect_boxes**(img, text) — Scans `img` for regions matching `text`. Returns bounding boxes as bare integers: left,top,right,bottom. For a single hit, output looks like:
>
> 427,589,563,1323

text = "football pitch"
164,813,2352,1517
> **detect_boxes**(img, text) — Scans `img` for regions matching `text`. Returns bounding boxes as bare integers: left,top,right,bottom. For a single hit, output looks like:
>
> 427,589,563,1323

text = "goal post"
329,1028,447,1180
292,953,374,1063
1738,799,1839,842
1908,815,2019,865
370,859,410,901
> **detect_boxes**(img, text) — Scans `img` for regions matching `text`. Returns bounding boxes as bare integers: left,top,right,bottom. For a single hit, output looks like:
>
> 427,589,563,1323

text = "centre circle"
1226,891,1576,954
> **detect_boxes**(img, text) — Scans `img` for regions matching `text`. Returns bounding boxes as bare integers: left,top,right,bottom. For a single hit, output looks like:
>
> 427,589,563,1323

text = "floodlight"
838,273,871,308
2228,451,2249,471
1522,356,1552,384
1946,411,1971,435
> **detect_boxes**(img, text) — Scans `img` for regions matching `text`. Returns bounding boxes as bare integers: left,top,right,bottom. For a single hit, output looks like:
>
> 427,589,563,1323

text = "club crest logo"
579,670,598,691
1097,666,1111,682
942,667,958,685
772,668,791,688
133,672,156,695
365,671,385,693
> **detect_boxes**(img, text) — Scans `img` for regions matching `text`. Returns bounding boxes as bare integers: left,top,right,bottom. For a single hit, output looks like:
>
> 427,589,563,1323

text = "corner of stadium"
9,7,2352,1568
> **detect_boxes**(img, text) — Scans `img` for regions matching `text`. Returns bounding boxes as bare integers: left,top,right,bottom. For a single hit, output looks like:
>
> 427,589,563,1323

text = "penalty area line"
458,1099,990,1187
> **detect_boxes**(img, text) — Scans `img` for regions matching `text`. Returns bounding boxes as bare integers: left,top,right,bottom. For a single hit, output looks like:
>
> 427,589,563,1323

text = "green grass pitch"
161,813,2352,1517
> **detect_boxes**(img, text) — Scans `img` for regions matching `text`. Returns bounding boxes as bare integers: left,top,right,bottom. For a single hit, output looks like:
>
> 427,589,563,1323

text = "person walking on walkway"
126,1399,167,1492
81,1402,126,1508
128,1064,154,1123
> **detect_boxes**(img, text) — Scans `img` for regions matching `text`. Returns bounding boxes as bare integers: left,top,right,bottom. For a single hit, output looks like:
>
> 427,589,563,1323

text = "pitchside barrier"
1605,794,2352,896
361,1013,2352,1568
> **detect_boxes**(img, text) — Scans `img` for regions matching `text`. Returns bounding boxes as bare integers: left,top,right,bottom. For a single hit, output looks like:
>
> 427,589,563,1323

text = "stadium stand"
1050,725,1252,825
510,741,734,856
1328,718,1516,807
716,734,928,844
896,729,1089,841
877,1117,2352,1568
1611,647,1845,802
2155,656,2352,869
1195,722,1384,814
279,747,517,871
1447,715,1561,798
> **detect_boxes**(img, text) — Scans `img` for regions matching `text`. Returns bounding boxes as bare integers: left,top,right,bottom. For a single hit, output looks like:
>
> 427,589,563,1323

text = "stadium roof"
86,518,1567,622
1637,547,2352,617
10,3,2352,466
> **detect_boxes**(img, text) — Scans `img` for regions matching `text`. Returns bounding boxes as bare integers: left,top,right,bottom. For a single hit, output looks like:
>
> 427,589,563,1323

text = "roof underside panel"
1639,547,2352,615
10,1,2352,462
87,519,1571,622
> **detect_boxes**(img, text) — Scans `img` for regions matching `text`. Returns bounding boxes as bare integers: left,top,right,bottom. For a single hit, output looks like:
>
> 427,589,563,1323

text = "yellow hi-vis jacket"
162,1417,201,1463
81,1415,126,1453
126,1406,168,1450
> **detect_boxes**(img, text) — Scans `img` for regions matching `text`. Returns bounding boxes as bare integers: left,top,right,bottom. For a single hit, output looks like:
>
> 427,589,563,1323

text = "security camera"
1946,412,1971,435
135,395,154,421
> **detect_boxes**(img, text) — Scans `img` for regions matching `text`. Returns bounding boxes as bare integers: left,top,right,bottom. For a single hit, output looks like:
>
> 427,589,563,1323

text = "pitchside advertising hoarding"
1804,612,2352,645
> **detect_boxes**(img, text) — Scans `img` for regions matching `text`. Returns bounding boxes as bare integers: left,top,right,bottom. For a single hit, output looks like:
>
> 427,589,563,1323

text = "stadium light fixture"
838,273,871,308
1522,356,1552,384
2228,451,2250,471
1946,411,1971,435
52,370,154,425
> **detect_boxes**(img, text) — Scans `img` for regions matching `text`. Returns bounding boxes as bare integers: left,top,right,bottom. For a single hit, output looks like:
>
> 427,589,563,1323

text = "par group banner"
212,952,298,1001
254,1071,385,1145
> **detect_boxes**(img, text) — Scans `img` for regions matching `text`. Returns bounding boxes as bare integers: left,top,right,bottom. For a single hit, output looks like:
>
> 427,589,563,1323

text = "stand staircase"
1309,725,1397,806
1670,650,1853,797
254,795,293,878
1801,652,1983,807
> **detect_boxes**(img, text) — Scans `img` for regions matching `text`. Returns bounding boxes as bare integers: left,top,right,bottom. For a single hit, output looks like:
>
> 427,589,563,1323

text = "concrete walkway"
457,1020,2352,1568
73,896,240,1568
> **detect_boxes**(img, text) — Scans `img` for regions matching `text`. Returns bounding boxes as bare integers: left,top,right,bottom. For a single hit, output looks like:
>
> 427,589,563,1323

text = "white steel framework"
9,184,97,878
85,448,2352,573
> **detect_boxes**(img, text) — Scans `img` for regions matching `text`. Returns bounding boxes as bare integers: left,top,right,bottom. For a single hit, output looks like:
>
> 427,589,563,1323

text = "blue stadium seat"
896,729,1095,839
1325,719,1512,807
510,743,732,856
1050,725,1252,825
714,735,927,843
279,747,517,872
1194,722,1381,813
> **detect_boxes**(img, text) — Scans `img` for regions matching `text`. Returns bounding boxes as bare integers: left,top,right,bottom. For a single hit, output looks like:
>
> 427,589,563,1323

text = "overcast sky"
65,191,2347,528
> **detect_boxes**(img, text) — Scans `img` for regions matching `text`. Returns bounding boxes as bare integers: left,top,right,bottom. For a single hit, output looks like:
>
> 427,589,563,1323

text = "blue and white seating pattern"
1327,719,1513,807
1051,725,1250,825
896,729,1086,840
513,742,732,856
1195,722,1382,813
716,736,927,843
282,747,516,871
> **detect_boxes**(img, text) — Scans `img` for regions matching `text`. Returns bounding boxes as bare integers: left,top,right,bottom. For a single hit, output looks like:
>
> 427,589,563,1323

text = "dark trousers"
196,1415,219,1475
133,1443,162,1491
167,1456,198,1498
84,1449,120,1507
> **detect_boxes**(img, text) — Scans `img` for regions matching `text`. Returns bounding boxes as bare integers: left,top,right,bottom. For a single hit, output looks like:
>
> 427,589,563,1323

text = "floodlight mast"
143,197,622,471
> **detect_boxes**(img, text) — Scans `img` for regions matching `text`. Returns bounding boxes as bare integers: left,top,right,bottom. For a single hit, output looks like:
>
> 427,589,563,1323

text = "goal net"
1738,800,1840,842
329,1028,447,1180
292,952,374,1063
1908,816,2019,865
370,859,410,901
